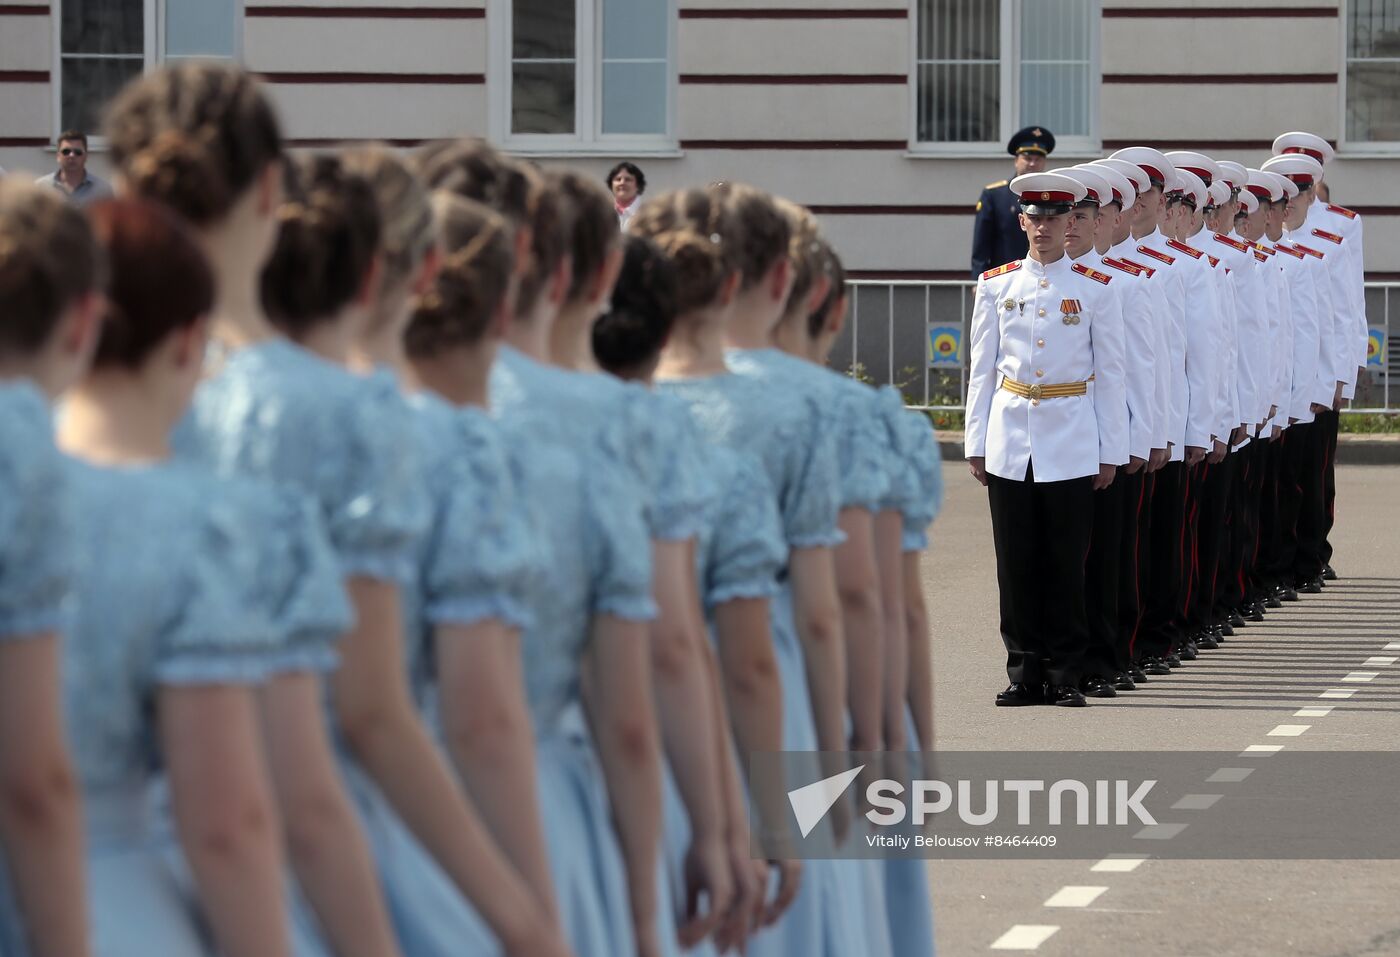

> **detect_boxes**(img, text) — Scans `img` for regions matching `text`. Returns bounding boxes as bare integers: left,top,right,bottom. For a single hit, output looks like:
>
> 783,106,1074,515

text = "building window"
913,0,1097,151
496,0,672,150
1345,0,1400,145
57,0,239,140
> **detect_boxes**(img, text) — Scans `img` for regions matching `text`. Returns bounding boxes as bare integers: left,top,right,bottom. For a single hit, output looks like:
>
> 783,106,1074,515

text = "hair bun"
126,130,230,225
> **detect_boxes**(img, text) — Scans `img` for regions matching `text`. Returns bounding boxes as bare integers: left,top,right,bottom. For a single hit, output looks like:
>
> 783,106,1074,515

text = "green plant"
1339,412,1400,434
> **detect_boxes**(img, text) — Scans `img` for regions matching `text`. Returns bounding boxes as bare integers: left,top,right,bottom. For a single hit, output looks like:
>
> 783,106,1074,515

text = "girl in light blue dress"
808,246,939,956
344,150,568,957
0,179,102,957
419,141,667,957
634,186,854,957
593,234,797,956
57,197,307,957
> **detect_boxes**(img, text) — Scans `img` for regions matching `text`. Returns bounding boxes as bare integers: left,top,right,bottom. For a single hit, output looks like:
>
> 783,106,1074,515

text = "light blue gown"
877,388,942,957
62,457,338,957
0,383,74,957
491,355,657,957
725,349,897,957
659,360,848,957
179,340,506,957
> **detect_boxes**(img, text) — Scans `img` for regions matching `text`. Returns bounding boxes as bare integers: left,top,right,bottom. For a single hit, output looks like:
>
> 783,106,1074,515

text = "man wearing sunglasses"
35,130,112,204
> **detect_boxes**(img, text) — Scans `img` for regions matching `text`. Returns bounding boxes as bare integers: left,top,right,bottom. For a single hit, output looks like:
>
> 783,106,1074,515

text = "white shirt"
965,254,1129,482
616,197,641,228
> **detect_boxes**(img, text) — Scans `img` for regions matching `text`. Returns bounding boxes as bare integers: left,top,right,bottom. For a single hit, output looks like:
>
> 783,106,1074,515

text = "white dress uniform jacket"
1163,235,1225,449
1099,252,1158,462
965,255,1129,483
1254,243,1294,434
1272,241,1319,424
1130,231,1189,459
1109,237,1173,453
1198,241,1241,442
1212,232,1271,429
1307,201,1367,397
1290,223,1353,403
1286,231,1344,411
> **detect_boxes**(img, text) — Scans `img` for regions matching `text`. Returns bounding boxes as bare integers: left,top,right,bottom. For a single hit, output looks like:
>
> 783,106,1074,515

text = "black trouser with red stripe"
1128,470,1156,661
1189,456,1233,634
1318,408,1340,570
987,461,1093,688
1269,423,1310,588
1084,474,1127,680
1177,461,1203,641
1254,433,1287,594
1295,415,1331,582
1227,441,1267,607
1137,461,1186,659
1117,469,1149,667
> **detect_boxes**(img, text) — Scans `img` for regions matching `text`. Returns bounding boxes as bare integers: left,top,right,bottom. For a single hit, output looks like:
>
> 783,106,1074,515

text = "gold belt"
1000,374,1093,401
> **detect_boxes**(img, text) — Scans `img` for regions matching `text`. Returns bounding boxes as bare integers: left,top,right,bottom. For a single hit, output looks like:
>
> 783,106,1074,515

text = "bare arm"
438,619,557,921
833,509,884,752
710,598,782,828
159,685,291,957
259,673,401,957
872,511,908,751
648,541,730,944
903,551,934,753
581,613,663,957
788,547,848,756
0,636,87,957
332,577,559,956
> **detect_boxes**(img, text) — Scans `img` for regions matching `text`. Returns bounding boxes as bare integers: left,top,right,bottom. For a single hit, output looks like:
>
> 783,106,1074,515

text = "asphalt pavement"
919,463,1400,957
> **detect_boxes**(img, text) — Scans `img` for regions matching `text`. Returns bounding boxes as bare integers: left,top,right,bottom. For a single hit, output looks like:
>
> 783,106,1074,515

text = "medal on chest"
1060,299,1081,326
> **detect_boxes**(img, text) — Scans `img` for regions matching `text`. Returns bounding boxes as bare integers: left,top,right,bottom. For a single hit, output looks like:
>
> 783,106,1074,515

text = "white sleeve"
964,276,1000,460
1091,280,1130,466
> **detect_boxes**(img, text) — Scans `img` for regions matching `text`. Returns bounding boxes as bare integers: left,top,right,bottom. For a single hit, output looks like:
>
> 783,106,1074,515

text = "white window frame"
51,0,244,147
488,0,679,157
1338,0,1400,155
907,0,1100,157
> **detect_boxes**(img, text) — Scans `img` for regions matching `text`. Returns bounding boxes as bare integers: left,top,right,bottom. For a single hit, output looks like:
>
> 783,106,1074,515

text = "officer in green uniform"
971,126,1057,277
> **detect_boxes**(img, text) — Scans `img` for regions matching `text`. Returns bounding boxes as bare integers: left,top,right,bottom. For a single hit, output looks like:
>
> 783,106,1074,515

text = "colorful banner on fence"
1368,327,1386,367
928,326,962,366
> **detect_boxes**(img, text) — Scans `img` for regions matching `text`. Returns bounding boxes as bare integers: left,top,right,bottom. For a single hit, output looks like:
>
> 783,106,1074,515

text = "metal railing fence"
833,279,1400,415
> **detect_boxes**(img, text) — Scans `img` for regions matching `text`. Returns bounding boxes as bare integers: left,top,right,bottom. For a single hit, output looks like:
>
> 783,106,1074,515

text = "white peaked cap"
1216,161,1249,190
1057,165,1114,206
1086,162,1136,209
1174,168,1208,209
1246,168,1284,202
1092,158,1151,193
1261,153,1325,185
1164,151,1221,187
1266,170,1300,199
1236,189,1259,215
1108,147,1175,188
1206,181,1232,208
1271,131,1335,164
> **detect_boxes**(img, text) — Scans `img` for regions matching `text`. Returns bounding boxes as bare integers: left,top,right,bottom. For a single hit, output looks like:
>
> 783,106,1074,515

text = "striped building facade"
2,0,1397,278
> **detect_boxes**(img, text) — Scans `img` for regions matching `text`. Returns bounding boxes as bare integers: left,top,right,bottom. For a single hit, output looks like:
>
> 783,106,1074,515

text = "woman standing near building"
0,179,100,957
608,162,646,228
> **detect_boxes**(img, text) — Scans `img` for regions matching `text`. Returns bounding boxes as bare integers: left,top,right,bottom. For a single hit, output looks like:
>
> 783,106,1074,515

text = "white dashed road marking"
1044,886,1108,908
1134,822,1189,840
990,925,1060,950
1172,793,1223,811
1207,767,1254,783
1343,672,1379,682
1091,855,1147,873
1362,656,1397,667
1320,688,1357,699
1294,707,1333,718
1241,745,1284,755
1268,724,1311,737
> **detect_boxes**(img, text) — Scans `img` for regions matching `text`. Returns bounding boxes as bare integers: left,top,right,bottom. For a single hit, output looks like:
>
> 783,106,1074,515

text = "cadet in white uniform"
965,171,1128,708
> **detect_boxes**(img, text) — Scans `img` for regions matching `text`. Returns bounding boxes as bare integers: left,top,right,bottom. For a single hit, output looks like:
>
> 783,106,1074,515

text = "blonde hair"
341,146,435,293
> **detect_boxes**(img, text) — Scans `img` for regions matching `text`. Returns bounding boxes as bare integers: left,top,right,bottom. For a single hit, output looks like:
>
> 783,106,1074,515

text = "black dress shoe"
1279,585,1299,602
1080,676,1118,698
1196,631,1219,650
1047,684,1088,707
1178,641,1198,661
1129,664,1149,683
1141,657,1172,676
1229,610,1246,628
1219,620,1235,637
995,682,1043,707
1264,591,1283,608
1112,672,1138,691
1323,564,1338,581
1298,577,1323,595
1247,602,1265,621
1164,653,1182,668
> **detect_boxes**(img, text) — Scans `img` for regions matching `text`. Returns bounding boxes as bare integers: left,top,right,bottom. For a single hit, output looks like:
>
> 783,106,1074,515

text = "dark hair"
57,130,88,148
707,182,792,290
341,146,434,294
260,154,382,339
0,179,103,358
628,187,744,315
605,162,646,196
776,197,825,319
415,139,568,318
85,199,213,369
592,235,677,378
106,62,282,226
551,169,620,302
406,192,513,357
806,238,847,340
